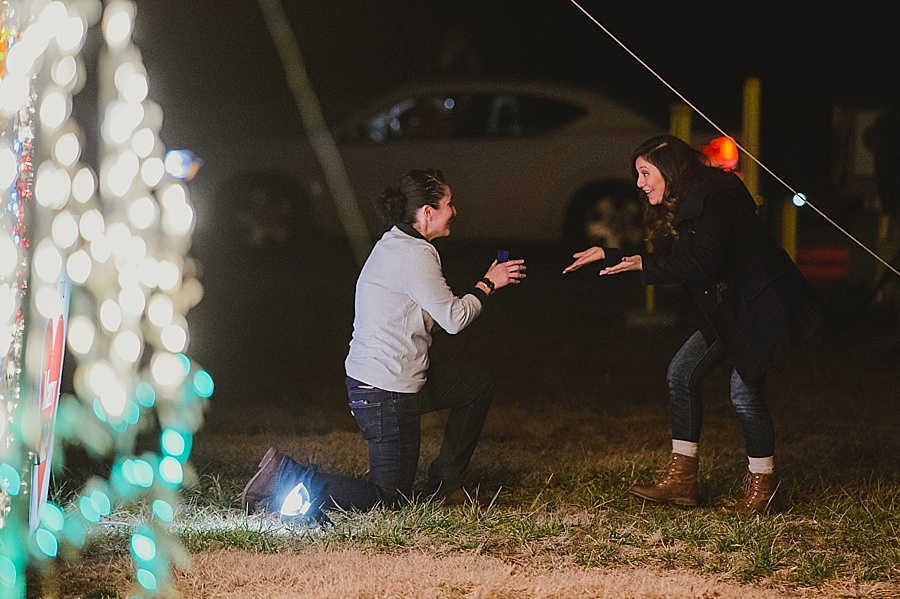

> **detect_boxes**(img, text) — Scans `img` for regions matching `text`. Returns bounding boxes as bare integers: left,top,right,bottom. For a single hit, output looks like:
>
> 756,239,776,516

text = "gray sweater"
345,226,484,393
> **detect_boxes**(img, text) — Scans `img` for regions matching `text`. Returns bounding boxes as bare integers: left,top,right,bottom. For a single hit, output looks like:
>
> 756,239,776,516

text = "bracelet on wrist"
479,277,495,293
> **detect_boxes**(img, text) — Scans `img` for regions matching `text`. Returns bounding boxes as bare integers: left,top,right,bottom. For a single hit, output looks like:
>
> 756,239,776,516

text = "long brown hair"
631,136,709,255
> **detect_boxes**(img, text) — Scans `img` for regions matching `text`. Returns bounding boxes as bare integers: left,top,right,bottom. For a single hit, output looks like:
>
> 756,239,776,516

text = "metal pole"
782,199,798,261
742,78,762,206
646,103,693,314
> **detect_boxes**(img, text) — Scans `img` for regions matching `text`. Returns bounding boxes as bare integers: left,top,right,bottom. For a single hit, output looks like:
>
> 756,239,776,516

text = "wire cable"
567,0,899,278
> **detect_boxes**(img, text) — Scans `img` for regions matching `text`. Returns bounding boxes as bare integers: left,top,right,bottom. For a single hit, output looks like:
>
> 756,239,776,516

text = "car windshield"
347,91,587,144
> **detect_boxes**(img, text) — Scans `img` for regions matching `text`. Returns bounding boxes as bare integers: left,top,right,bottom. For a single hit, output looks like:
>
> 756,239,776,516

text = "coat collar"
396,222,429,242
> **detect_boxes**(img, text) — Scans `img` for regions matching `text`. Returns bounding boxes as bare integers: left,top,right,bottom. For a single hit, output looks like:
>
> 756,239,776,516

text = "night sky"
125,0,899,210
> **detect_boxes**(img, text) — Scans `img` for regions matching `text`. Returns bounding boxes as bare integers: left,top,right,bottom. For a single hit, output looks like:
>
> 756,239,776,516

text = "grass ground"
37,241,900,598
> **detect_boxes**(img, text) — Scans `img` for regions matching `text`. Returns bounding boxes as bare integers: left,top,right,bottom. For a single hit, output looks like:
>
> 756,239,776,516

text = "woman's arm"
404,245,483,334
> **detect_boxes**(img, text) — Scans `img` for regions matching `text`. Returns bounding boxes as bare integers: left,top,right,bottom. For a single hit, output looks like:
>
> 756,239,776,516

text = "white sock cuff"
748,456,775,474
672,439,698,457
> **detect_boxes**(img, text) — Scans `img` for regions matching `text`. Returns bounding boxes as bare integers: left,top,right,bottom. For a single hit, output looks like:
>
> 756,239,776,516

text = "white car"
212,79,665,250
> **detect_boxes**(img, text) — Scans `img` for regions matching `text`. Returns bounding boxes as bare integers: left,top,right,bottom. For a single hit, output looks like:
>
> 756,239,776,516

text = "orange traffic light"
701,136,739,172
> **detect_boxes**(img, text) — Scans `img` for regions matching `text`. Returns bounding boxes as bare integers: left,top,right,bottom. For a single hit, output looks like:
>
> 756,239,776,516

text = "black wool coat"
610,168,821,382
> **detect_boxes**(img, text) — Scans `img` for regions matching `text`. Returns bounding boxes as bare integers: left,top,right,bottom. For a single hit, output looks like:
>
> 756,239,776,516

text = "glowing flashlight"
279,482,311,517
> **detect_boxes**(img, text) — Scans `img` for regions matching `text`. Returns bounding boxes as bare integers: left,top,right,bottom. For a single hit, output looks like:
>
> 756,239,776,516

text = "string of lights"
0,1,212,597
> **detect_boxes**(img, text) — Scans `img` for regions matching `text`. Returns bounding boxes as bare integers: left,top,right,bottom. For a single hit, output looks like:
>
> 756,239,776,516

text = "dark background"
135,1,900,131
120,0,900,230
105,1,899,405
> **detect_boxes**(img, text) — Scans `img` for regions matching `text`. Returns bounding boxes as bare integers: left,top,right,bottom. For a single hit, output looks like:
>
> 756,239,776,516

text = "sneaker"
241,447,284,513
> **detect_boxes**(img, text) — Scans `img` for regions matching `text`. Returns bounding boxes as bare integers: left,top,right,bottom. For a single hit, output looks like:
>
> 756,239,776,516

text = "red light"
701,136,739,172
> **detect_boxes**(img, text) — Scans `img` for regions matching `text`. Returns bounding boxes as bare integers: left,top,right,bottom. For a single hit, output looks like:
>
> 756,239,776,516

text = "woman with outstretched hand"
242,169,525,521
564,136,819,514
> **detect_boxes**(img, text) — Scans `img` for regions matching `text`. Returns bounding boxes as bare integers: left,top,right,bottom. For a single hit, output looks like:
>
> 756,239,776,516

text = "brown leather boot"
241,447,285,513
629,453,699,507
721,472,780,515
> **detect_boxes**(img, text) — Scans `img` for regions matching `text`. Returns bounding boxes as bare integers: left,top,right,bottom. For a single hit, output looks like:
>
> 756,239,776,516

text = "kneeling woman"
242,169,526,520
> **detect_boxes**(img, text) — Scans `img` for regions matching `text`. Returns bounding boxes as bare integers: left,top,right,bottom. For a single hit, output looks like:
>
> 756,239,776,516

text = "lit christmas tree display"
0,1,211,597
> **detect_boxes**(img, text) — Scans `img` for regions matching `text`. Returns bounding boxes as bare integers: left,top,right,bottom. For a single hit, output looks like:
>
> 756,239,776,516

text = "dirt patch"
59,549,898,599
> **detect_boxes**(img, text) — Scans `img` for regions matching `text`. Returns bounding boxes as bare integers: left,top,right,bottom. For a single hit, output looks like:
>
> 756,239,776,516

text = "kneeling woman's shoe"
721,472,780,515
629,453,699,507
241,447,285,513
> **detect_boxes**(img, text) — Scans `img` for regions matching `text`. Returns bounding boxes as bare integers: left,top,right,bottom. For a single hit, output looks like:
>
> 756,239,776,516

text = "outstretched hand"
562,246,605,274
485,258,526,290
599,254,642,275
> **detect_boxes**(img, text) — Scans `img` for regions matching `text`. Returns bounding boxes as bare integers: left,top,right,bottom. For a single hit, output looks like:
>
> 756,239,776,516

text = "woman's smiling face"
635,156,666,206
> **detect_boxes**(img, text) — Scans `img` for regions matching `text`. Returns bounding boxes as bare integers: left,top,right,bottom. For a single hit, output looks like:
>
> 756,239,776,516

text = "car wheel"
564,184,645,250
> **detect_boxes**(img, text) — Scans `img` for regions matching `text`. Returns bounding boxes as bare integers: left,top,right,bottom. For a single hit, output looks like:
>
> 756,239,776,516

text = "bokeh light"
1,3,211,596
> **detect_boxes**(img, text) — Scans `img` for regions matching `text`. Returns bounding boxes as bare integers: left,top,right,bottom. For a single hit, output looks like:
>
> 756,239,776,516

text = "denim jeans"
274,366,492,514
349,365,493,503
667,330,774,457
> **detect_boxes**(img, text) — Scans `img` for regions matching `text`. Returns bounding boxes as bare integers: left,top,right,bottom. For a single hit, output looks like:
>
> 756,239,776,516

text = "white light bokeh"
104,150,140,197
68,314,96,355
0,284,16,322
113,329,143,363
57,16,88,55
89,235,112,263
137,257,160,288
104,100,144,145
99,298,123,333
102,1,135,49
35,163,72,209
79,208,105,241
53,132,82,167
33,241,64,284
38,1,69,31
147,294,174,328
39,88,72,132
52,211,80,249
72,166,97,202
0,147,18,189
35,284,65,319
51,55,79,89
128,195,158,230
66,249,93,284
141,157,165,188
119,285,146,316
88,361,127,417
131,128,156,158
162,203,194,237
0,75,31,115
156,260,181,292
0,236,18,279
150,352,185,388
160,322,187,353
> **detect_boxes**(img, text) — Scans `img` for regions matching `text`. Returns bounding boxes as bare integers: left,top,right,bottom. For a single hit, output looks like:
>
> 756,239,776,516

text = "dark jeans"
275,366,493,514
667,330,775,457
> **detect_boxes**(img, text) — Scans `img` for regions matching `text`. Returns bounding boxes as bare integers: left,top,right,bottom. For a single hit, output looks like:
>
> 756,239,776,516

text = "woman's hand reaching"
562,246,605,274
599,254,642,275
484,259,526,291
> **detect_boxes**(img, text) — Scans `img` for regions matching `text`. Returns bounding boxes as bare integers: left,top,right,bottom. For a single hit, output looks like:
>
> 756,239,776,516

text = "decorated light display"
0,1,211,597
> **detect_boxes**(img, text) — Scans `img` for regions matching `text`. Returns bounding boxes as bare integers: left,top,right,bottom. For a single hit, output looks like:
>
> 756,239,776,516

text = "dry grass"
58,548,900,599
41,244,900,598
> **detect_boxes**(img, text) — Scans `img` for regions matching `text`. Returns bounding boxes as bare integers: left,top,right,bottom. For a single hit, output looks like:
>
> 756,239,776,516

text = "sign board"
29,279,71,532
